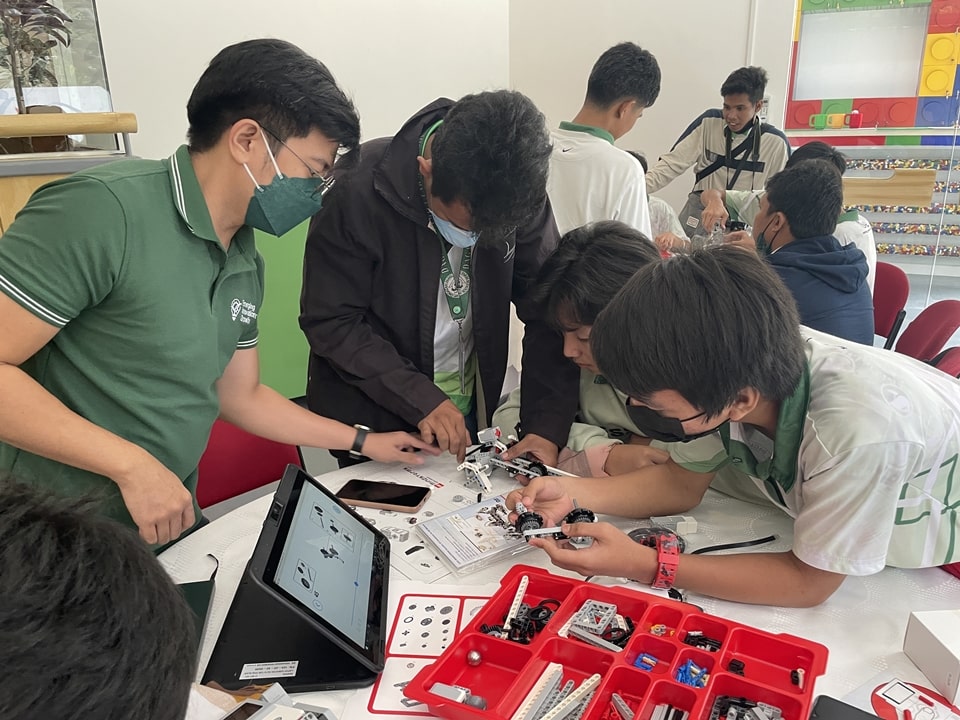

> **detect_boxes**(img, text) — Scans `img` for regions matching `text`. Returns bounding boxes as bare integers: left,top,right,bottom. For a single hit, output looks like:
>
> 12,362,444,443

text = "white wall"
509,0,796,212
96,0,511,160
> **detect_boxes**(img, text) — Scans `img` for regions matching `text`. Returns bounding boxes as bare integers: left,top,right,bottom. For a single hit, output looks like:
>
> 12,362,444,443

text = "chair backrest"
196,419,303,509
895,299,960,361
873,262,910,349
930,346,960,378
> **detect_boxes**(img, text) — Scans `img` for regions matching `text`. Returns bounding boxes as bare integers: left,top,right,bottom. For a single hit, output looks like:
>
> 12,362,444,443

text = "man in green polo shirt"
0,39,435,547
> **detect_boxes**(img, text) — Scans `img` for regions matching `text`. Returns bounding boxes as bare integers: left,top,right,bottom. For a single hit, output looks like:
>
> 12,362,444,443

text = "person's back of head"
186,38,360,153
785,141,847,175
431,90,551,235
0,480,196,720
765,159,843,240
532,220,661,329
586,42,662,111
591,246,805,417
720,66,768,104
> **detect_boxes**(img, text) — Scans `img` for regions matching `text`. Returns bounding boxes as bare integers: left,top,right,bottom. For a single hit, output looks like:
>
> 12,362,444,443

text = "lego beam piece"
538,674,601,720
523,526,564,539
572,600,617,634
612,694,635,720
510,663,564,720
568,625,624,653
502,574,530,639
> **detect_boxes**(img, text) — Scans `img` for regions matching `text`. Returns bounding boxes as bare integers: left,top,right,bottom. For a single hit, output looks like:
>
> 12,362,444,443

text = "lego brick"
785,100,823,130
929,0,960,33
920,63,957,96
917,96,959,126
923,32,960,66
822,99,854,116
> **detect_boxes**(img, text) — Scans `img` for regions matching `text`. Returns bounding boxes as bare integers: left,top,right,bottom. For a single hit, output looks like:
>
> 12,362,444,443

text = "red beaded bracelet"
652,534,680,590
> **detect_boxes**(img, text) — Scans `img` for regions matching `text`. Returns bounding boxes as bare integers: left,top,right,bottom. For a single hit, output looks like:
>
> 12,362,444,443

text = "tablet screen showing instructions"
271,476,380,651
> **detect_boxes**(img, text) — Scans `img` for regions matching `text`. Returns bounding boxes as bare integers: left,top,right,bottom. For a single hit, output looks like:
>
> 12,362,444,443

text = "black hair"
431,90,551,234
626,150,648,173
765,159,843,239
586,42,662,109
187,38,360,154
591,246,805,417
532,221,661,331
785,140,847,175
0,480,196,720
720,66,768,104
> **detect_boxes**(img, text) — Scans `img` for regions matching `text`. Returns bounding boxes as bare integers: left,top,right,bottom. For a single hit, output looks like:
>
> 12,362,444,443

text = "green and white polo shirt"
665,327,960,574
0,145,264,528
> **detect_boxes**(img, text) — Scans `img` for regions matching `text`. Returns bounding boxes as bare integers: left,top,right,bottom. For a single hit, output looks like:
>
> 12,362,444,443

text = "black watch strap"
350,424,371,459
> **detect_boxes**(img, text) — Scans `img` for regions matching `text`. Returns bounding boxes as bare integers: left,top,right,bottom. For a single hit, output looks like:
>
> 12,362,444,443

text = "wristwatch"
651,534,680,590
349,424,371,459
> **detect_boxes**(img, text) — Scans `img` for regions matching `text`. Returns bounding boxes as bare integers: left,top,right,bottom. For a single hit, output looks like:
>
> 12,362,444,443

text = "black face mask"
625,402,727,443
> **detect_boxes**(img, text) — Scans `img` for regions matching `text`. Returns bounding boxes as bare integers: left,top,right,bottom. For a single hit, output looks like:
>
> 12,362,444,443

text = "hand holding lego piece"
505,476,575,528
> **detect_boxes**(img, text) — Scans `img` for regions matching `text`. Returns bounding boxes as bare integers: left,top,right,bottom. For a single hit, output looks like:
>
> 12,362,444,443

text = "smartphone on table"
334,478,431,513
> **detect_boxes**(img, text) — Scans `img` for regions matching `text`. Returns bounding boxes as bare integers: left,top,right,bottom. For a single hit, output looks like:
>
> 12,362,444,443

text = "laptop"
203,465,391,691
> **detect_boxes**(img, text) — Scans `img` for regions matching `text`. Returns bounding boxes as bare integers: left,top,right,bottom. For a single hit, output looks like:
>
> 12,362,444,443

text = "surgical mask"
755,218,779,257
625,402,727,443
243,131,329,237
429,209,479,248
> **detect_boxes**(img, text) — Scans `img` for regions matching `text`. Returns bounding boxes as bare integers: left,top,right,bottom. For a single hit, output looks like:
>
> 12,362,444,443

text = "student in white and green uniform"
509,247,960,607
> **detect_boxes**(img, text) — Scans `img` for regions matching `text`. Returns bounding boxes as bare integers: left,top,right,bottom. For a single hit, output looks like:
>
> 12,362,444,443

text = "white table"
160,455,960,719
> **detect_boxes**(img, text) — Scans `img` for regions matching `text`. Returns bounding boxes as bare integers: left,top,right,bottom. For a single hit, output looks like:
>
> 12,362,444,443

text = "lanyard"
724,119,760,191
420,118,473,394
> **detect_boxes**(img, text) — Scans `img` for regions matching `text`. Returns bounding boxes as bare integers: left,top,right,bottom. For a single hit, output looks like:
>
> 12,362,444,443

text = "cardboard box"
903,609,960,705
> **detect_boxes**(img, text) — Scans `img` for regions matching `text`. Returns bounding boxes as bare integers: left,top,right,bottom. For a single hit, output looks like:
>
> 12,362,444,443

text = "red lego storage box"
404,566,828,720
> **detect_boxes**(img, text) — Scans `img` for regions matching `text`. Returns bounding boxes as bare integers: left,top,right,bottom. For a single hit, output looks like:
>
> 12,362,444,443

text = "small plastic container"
403,566,828,720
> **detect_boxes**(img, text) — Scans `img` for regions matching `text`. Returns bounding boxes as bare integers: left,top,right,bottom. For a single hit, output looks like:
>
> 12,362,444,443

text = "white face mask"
429,210,478,248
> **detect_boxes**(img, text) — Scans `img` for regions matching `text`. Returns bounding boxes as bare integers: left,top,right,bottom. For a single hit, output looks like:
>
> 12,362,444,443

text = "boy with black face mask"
507,246,960,607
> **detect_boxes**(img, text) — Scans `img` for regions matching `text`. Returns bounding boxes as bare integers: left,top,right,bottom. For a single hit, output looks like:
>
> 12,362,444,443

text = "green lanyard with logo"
420,118,473,395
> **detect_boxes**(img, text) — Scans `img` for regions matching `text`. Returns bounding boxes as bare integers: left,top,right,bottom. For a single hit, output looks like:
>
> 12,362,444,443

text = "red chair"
873,262,910,350
929,346,960,378
196,419,303,509
895,299,960,362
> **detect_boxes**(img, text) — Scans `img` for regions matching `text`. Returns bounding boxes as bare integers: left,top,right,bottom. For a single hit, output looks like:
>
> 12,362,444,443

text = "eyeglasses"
261,126,336,199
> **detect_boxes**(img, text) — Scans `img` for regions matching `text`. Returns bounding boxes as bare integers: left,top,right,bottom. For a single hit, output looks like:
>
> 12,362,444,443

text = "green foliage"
0,0,73,113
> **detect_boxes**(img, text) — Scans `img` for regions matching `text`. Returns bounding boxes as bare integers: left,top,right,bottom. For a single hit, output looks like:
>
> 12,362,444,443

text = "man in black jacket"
301,91,578,466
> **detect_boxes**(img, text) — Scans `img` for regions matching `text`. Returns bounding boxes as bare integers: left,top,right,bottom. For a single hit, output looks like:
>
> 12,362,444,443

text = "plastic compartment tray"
404,565,828,720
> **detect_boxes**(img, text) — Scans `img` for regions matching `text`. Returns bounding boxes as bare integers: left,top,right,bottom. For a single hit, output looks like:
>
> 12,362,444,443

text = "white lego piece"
650,515,698,535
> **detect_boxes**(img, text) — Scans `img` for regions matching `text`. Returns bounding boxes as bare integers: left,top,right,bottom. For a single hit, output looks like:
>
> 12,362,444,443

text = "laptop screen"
261,467,389,669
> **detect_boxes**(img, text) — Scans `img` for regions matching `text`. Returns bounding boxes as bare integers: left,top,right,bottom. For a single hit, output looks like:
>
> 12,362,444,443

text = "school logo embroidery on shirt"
230,298,259,324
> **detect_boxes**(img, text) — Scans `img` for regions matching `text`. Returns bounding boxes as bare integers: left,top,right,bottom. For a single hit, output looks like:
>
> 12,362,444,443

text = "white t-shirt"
546,126,652,238
834,214,877,294
667,327,960,574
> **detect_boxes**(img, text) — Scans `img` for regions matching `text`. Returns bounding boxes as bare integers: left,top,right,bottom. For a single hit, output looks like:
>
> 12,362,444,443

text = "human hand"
654,232,689,255
530,521,656,580
603,444,670,476
361,431,441,465
114,452,195,546
724,230,758,252
499,433,559,483
417,400,471,462
700,192,729,232
505,475,574,527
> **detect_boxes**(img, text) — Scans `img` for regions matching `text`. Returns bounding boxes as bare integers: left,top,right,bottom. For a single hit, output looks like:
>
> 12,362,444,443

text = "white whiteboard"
794,7,928,100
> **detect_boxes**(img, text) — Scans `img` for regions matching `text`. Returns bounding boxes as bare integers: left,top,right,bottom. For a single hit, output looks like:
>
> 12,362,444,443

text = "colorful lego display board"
403,566,829,720
787,0,960,132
